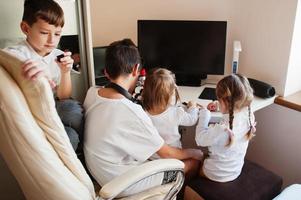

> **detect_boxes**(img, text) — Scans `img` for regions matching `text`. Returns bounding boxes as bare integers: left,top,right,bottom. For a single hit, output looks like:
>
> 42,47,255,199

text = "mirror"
0,0,89,102
0,0,92,198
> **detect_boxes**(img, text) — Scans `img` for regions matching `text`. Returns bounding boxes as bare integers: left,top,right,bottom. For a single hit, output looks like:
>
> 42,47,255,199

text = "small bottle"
133,68,146,103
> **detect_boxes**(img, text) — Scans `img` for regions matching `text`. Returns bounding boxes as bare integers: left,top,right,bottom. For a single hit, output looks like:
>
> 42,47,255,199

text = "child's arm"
157,144,203,161
22,60,45,81
195,108,228,147
56,52,73,99
21,60,56,89
177,101,199,126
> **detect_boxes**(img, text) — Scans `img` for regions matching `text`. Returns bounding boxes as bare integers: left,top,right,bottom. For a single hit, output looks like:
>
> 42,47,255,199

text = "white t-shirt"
147,105,199,149
195,107,255,182
4,40,63,85
83,87,165,197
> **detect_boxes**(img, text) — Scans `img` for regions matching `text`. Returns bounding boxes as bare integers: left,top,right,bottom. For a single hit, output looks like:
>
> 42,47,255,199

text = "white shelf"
178,84,276,122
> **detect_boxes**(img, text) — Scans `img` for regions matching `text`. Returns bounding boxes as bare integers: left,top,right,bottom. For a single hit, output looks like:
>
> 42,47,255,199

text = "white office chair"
0,49,184,200
273,184,301,200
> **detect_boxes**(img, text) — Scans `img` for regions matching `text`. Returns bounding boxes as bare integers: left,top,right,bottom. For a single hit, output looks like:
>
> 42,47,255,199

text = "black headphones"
105,82,135,102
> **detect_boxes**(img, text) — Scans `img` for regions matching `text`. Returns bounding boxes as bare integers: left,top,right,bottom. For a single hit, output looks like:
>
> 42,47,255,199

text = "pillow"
0,49,95,200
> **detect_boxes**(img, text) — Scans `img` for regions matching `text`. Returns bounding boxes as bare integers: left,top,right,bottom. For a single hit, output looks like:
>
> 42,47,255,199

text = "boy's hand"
56,52,74,73
48,79,57,89
22,60,56,88
22,59,45,81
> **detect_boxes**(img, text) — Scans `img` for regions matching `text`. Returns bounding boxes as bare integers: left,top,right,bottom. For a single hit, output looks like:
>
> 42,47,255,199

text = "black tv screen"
138,20,227,86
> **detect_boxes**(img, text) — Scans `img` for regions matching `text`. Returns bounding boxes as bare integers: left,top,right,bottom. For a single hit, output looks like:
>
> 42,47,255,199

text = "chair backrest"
0,50,95,200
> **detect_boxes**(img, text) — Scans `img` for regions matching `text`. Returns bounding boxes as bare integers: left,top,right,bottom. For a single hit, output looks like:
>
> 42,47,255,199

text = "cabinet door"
179,125,198,148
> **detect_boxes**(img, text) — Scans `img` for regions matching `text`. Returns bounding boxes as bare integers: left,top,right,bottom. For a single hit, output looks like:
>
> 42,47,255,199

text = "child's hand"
56,52,74,73
207,101,218,112
186,148,204,160
224,127,234,138
187,101,197,108
22,60,56,88
22,59,45,81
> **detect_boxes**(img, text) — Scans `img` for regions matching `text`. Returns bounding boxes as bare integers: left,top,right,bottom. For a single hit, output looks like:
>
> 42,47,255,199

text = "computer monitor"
58,35,79,54
138,20,227,86
93,46,109,86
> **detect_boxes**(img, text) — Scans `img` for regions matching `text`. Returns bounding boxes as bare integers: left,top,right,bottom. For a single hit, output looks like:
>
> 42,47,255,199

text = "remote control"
56,54,64,62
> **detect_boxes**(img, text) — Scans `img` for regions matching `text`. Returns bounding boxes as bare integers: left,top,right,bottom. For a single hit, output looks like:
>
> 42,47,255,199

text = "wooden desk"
275,91,301,112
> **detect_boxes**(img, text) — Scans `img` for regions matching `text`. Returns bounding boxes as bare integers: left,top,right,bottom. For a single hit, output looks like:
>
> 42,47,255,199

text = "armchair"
0,49,184,200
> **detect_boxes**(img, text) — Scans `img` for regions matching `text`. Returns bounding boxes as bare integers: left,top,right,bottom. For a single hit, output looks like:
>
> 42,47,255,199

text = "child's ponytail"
226,94,235,147
226,96,234,147
246,105,256,140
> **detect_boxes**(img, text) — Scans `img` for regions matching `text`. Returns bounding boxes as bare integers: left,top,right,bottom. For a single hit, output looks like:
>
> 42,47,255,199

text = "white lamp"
232,40,242,74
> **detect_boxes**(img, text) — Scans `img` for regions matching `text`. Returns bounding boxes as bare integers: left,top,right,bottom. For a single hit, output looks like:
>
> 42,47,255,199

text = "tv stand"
175,73,207,86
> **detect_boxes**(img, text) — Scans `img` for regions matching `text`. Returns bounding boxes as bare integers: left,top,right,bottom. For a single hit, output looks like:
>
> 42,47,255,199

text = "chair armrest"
99,159,184,199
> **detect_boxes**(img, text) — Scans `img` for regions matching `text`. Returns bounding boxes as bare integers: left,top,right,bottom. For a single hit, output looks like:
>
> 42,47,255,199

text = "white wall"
90,0,299,96
0,0,79,38
247,104,301,187
0,0,23,39
90,0,242,77
285,0,301,96
233,0,297,96
55,0,79,35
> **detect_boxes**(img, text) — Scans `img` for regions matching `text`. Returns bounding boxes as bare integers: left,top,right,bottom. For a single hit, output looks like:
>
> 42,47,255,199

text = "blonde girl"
142,68,202,181
142,68,200,150
195,74,256,182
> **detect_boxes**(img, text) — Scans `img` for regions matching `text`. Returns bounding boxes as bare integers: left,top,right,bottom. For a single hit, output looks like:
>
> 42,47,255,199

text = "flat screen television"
138,20,227,86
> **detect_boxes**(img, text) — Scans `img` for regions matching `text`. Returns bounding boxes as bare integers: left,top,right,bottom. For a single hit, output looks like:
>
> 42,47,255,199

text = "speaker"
248,78,276,98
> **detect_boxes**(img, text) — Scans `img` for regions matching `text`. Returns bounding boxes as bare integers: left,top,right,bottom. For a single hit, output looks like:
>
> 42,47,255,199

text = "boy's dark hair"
23,0,64,27
105,39,141,79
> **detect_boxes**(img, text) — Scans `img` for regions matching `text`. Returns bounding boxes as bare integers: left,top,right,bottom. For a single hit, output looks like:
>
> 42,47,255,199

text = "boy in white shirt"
84,38,203,197
4,0,82,150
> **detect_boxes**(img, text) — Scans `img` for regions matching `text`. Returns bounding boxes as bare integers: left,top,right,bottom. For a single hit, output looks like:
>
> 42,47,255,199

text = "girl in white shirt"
142,68,201,178
142,68,199,149
196,74,256,182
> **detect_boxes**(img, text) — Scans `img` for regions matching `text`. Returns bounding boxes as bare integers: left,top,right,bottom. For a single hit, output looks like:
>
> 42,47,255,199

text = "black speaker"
248,78,276,98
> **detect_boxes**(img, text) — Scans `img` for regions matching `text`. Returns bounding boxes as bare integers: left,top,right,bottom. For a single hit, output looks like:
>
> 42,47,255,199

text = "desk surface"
178,84,276,148
178,84,276,112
